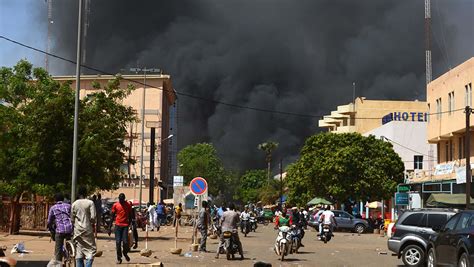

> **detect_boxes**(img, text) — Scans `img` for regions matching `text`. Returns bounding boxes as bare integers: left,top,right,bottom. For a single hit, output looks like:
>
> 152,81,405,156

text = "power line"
382,136,435,158
0,35,463,120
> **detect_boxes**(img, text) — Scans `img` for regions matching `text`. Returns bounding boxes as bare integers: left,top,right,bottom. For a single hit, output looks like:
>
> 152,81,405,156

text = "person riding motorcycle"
318,206,337,239
274,209,292,228
290,207,305,247
215,203,244,260
240,208,251,233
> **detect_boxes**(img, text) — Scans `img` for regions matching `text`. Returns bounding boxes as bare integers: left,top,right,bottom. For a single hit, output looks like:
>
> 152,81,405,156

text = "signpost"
397,184,411,193
189,177,207,247
395,192,409,206
173,176,184,187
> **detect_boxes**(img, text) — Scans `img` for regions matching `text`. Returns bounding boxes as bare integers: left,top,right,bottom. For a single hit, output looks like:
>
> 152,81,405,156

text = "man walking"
197,201,210,252
111,193,132,264
93,194,103,232
47,192,73,263
129,201,139,249
72,186,97,267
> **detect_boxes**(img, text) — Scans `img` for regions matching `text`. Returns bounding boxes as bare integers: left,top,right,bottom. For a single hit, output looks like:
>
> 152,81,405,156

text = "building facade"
318,98,428,134
405,57,474,208
54,75,176,203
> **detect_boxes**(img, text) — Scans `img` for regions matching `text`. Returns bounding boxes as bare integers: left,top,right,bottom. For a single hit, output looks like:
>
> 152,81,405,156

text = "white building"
364,121,437,182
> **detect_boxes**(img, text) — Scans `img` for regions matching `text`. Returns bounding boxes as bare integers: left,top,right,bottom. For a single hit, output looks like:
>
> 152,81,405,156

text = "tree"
237,169,267,203
286,132,404,207
257,141,279,181
0,61,136,233
177,143,226,197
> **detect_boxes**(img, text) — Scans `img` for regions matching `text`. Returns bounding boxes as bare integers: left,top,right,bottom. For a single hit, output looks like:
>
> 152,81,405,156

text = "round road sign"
189,177,208,195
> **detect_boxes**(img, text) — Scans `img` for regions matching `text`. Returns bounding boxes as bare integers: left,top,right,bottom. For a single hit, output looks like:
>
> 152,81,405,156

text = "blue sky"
0,1,48,69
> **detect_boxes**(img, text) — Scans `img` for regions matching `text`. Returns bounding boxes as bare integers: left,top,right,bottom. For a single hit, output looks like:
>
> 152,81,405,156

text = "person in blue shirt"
155,201,166,226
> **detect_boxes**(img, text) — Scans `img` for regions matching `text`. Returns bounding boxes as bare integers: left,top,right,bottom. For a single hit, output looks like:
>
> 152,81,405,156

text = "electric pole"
466,106,472,209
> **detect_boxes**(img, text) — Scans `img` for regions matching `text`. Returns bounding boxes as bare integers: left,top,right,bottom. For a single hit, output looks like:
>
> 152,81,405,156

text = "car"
308,210,370,234
427,210,474,267
387,209,456,267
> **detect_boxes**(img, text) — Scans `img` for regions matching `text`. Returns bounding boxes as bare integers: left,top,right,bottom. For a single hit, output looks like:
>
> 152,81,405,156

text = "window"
445,141,449,162
414,155,423,170
436,98,442,119
427,214,448,228
466,83,473,107
455,213,471,231
437,143,441,164
450,140,454,161
448,92,454,115
443,213,460,231
402,213,424,226
459,137,465,159
428,103,431,123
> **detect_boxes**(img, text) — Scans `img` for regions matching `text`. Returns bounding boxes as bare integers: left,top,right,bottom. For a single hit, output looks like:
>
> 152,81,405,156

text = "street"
2,224,402,267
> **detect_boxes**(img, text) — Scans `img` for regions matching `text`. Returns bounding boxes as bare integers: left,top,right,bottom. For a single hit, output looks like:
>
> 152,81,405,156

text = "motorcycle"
241,219,250,237
222,230,242,260
101,206,113,233
136,209,148,231
249,217,257,232
274,226,292,261
321,223,332,243
289,225,302,253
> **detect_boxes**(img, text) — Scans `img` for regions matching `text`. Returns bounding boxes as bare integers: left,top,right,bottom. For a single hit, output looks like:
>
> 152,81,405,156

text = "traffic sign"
395,192,409,206
397,184,411,193
189,177,208,195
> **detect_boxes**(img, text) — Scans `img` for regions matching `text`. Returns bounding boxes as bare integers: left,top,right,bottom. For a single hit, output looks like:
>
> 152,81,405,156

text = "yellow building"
425,57,474,181
318,97,428,134
54,75,176,203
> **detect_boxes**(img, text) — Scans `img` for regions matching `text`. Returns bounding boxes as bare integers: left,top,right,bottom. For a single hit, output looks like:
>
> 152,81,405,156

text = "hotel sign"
382,112,428,125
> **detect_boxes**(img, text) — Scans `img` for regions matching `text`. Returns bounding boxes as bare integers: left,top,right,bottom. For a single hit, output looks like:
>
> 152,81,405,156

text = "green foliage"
237,169,267,203
0,60,137,198
259,179,280,205
177,143,226,196
286,132,404,206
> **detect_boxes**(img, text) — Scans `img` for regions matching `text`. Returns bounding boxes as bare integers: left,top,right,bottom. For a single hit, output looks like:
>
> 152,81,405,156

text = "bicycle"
62,239,76,267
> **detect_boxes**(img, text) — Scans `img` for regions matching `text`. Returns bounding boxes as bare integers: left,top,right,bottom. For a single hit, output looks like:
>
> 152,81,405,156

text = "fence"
0,201,51,233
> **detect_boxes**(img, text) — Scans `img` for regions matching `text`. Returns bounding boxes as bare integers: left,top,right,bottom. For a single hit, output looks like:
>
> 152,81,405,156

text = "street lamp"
139,132,173,207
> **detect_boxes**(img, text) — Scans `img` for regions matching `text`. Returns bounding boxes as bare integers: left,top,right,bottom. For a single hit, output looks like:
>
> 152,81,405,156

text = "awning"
426,193,474,207
307,197,333,206
163,198,173,205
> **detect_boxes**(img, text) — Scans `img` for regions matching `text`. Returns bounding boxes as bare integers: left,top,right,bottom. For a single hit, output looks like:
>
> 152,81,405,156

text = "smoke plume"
45,0,473,171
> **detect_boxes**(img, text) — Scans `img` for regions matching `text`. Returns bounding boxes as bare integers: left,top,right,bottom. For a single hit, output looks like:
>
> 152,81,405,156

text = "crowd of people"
47,188,334,266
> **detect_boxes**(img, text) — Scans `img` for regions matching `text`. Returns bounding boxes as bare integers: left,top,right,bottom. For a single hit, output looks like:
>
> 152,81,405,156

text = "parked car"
427,210,474,267
387,208,456,267
308,210,370,234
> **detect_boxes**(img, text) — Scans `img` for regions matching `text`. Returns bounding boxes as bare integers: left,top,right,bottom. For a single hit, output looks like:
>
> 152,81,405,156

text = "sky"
0,0,473,172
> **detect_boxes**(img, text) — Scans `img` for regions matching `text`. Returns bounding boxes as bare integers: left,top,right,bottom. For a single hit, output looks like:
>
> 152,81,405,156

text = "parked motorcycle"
222,230,242,260
289,225,302,253
241,219,250,237
102,206,113,233
249,217,257,232
274,226,292,261
321,223,332,243
136,209,147,231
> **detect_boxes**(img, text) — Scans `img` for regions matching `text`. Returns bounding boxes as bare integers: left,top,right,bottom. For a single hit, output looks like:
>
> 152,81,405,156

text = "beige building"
318,98,428,134
54,75,176,203
424,57,474,182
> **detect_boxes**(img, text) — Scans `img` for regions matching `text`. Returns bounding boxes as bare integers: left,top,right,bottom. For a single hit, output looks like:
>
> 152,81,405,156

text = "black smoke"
47,0,473,171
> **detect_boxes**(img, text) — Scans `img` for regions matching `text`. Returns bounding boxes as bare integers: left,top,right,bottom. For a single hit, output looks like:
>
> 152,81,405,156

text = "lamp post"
148,133,173,204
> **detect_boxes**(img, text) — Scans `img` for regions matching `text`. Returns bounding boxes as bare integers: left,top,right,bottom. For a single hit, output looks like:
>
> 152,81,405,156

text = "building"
54,74,177,203
318,98,428,134
364,121,437,180
406,57,474,207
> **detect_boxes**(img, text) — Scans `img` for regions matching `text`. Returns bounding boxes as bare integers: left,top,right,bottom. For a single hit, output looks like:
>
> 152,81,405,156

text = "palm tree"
257,141,279,181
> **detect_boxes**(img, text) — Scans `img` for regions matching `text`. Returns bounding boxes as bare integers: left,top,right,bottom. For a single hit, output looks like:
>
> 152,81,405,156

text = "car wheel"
402,245,425,267
427,248,436,267
354,224,366,234
458,252,470,267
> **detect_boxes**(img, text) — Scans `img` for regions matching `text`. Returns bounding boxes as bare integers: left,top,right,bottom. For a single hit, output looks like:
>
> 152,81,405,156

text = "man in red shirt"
111,193,132,264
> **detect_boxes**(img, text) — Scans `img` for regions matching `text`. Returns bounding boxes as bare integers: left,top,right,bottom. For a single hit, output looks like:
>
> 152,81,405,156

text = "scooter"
289,225,302,253
274,226,292,261
249,217,257,232
241,219,250,237
321,223,332,244
222,230,242,260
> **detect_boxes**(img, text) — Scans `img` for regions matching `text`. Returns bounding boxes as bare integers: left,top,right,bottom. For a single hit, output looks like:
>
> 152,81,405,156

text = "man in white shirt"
318,206,337,239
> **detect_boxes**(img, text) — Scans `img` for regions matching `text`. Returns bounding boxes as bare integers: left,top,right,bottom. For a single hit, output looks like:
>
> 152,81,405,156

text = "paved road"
1,224,403,266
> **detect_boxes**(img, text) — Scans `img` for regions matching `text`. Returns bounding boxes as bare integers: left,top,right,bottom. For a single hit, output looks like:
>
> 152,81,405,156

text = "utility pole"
425,0,432,86
149,127,156,204
279,159,283,209
71,0,83,203
45,0,53,72
466,106,472,209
